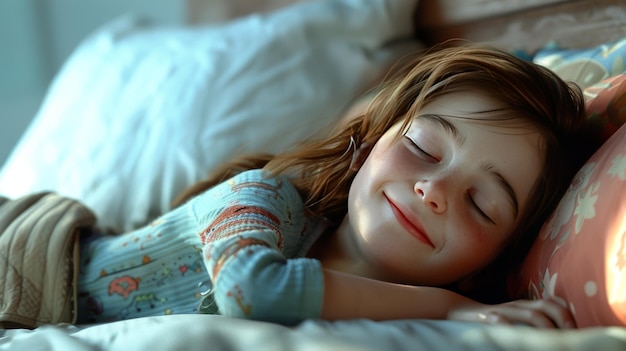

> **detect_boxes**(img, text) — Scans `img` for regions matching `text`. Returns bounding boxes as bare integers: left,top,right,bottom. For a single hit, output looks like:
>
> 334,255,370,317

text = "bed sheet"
2,315,626,351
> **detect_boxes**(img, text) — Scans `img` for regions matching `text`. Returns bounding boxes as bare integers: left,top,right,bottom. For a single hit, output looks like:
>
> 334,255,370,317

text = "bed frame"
415,0,626,52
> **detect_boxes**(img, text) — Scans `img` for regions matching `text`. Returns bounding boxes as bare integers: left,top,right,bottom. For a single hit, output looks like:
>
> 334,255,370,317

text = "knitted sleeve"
190,169,324,324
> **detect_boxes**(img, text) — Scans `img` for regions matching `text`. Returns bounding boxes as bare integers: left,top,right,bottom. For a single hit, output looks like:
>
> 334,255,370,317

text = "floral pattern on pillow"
513,124,626,327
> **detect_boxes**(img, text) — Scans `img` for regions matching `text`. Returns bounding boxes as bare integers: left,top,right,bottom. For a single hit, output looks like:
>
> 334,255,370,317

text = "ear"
350,142,372,171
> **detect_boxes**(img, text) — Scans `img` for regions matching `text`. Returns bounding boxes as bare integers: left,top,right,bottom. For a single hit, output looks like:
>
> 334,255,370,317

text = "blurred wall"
0,0,187,166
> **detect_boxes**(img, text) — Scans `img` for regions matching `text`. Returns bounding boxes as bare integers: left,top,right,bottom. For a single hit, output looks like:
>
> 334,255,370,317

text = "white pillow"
0,0,420,231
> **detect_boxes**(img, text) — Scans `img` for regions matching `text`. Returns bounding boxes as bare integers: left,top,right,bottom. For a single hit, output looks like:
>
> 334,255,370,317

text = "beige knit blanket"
0,192,96,329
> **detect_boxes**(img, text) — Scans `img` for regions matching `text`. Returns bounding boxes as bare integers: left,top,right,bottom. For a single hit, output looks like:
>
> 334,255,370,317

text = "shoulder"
189,169,306,223
219,169,301,203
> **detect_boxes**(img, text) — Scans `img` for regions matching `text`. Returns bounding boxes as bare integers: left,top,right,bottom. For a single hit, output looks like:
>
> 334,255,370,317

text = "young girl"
76,44,586,328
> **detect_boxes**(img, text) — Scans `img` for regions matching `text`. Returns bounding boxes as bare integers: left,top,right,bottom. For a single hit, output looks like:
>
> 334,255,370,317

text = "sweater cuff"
211,244,324,324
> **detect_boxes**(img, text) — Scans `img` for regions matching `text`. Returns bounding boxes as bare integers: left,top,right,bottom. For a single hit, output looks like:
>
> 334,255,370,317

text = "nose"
414,180,447,214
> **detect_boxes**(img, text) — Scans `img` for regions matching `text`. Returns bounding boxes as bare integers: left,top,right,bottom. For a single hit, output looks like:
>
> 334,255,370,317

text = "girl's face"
343,91,544,286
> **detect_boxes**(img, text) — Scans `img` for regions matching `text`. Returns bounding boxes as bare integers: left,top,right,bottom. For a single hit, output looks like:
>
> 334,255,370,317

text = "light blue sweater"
77,169,326,324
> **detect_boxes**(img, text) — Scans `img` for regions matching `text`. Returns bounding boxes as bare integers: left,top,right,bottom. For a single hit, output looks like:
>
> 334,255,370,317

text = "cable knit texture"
0,193,96,329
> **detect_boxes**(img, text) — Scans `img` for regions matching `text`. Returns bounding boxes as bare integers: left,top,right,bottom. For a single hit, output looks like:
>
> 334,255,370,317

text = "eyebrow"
417,114,520,219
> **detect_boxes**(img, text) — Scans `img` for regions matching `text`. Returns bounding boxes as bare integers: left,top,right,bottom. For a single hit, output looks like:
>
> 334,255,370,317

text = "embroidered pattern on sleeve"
198,179,288,280
198,205,282,246
194,171,324,321
209,236,270,279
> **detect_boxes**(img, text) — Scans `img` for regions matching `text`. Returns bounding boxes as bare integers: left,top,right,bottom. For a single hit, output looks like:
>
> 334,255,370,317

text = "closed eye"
468,194,495,225
404,135,438,162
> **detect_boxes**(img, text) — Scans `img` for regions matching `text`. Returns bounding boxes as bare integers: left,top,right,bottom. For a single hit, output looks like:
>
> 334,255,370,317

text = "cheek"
454,210,489,243
368,134,415,165
351,143,411,197
450,213,502,259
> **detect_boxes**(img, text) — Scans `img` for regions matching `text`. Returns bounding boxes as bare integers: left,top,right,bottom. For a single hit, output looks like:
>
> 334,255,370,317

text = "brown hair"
174,43,586,300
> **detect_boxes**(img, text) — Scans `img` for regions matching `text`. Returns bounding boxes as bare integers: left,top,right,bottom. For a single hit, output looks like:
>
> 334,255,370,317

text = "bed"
1,0,626,350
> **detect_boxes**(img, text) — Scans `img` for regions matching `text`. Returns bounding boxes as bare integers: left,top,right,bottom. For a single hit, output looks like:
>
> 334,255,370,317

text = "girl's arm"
321,268,471,320
195,170,325,324
321,269,576,328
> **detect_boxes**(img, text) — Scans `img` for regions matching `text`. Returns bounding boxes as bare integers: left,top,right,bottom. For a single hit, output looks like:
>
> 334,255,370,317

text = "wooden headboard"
415,0,626,52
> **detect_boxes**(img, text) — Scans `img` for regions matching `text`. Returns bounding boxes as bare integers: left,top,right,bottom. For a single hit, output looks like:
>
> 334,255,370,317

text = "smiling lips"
385,194,435,248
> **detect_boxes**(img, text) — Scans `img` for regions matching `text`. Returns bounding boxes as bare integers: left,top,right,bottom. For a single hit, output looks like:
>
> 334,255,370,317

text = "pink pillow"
509,74,626,327
510,121,626,327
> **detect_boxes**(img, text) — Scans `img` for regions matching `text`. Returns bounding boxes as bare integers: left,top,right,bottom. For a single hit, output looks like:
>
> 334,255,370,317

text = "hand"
448,298,576,329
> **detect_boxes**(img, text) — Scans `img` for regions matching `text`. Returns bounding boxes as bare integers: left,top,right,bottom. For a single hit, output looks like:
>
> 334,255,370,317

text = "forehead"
414,90,540,132
421,90,503,116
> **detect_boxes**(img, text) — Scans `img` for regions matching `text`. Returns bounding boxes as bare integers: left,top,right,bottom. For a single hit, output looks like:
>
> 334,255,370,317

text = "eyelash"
468,195,495,224
404,136,437,161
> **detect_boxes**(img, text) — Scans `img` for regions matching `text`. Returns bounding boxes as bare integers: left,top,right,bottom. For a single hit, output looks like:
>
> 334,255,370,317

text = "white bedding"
0,0,420,232
2,315,626,351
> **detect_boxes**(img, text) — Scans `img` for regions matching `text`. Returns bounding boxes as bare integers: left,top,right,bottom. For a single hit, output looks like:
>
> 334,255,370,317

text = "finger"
497,300,575,329
469,312,509,325
482,312,511,325
532,299,576,329
516,307,559,328
448,309,511,325
487,307,559,329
